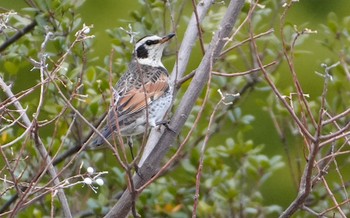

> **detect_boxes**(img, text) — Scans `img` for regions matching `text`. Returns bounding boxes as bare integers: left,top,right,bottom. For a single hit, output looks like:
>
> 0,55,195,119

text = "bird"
88,33,175,150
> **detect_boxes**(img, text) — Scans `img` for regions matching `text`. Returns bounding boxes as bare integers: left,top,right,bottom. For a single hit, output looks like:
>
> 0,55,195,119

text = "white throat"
136,57,165,68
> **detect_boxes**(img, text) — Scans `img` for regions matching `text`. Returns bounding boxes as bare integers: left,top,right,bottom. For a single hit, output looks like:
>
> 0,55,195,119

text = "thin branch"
288,27,318,130
322,108,350,126
212,61,276,77
320,176,347,217
0,77,72,218
249,13,315,146
319,131,350,148
175,70,196,88
192,66,214,217
0,26,93,216
176,61,276,88
220,28,274,57
0,144,23,198
320,121,350,141
249,2,317,217
0,19,37,52
319,199,350,216
170,0,213,82
191,0,205,55
0,108,29,148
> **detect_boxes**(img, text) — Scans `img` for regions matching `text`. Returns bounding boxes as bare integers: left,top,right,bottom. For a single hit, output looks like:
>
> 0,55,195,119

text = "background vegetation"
1,0,350,217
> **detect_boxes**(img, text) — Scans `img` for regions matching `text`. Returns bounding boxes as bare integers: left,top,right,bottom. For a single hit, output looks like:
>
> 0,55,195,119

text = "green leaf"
327,12,339,33
89,102,99,115
86,66,96,82
35,14,48,27
241,115,255,124
181,159,196,173
43,104,59,114
4,61,19,74
87,198,99,210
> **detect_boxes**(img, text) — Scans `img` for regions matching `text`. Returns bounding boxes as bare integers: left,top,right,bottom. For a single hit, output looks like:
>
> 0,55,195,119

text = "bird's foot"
134,163,144,179
156,120,176,134
127,136,135,160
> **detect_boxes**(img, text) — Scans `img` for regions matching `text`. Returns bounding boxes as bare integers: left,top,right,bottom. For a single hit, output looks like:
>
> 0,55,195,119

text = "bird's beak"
160,33,175,44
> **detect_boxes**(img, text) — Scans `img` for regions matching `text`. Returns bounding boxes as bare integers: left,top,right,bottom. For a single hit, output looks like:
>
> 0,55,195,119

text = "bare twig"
279,3,317,148
212,61,276,77
0,77,72,218
192,68,214,217
220,28,274,57
313,62,347,217
0,108,30,148
0,25,94,217
191,0,205,55
0,19,37,52
176,61,276,88
249,2,318,217
322,108,350,126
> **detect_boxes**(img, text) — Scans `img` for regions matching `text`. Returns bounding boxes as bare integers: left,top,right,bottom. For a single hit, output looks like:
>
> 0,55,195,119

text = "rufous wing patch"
117,74,169,115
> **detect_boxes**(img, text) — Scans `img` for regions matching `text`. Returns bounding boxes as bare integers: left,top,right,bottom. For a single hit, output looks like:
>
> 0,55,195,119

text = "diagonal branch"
0,19,37,52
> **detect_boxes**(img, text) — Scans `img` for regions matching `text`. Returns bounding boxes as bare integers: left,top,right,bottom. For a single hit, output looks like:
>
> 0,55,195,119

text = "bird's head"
133,33,175,67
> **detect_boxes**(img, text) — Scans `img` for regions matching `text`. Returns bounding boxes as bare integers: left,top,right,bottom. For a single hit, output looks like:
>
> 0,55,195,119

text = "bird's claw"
156,120,176,134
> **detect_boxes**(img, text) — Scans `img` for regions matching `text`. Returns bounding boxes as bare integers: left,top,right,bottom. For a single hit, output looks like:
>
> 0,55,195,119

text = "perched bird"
88,33,175,149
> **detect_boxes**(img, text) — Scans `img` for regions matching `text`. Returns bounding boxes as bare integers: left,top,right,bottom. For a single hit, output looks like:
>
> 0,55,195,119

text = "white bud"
81,23,91,34
95,178,104,186
84,178,92,185
83,26,90,34
87,167,94,175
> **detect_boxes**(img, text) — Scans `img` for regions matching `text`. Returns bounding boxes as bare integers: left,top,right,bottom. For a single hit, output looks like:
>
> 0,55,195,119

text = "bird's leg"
156,120,176,134
127,136,135,160
127,137,142,177
134,164,142,179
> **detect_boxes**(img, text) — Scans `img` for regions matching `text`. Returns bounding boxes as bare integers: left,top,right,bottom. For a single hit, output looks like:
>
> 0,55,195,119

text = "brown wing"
117,72,169,115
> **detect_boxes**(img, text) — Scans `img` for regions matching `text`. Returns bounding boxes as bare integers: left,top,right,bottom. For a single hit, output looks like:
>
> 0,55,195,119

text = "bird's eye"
145,40,153,46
